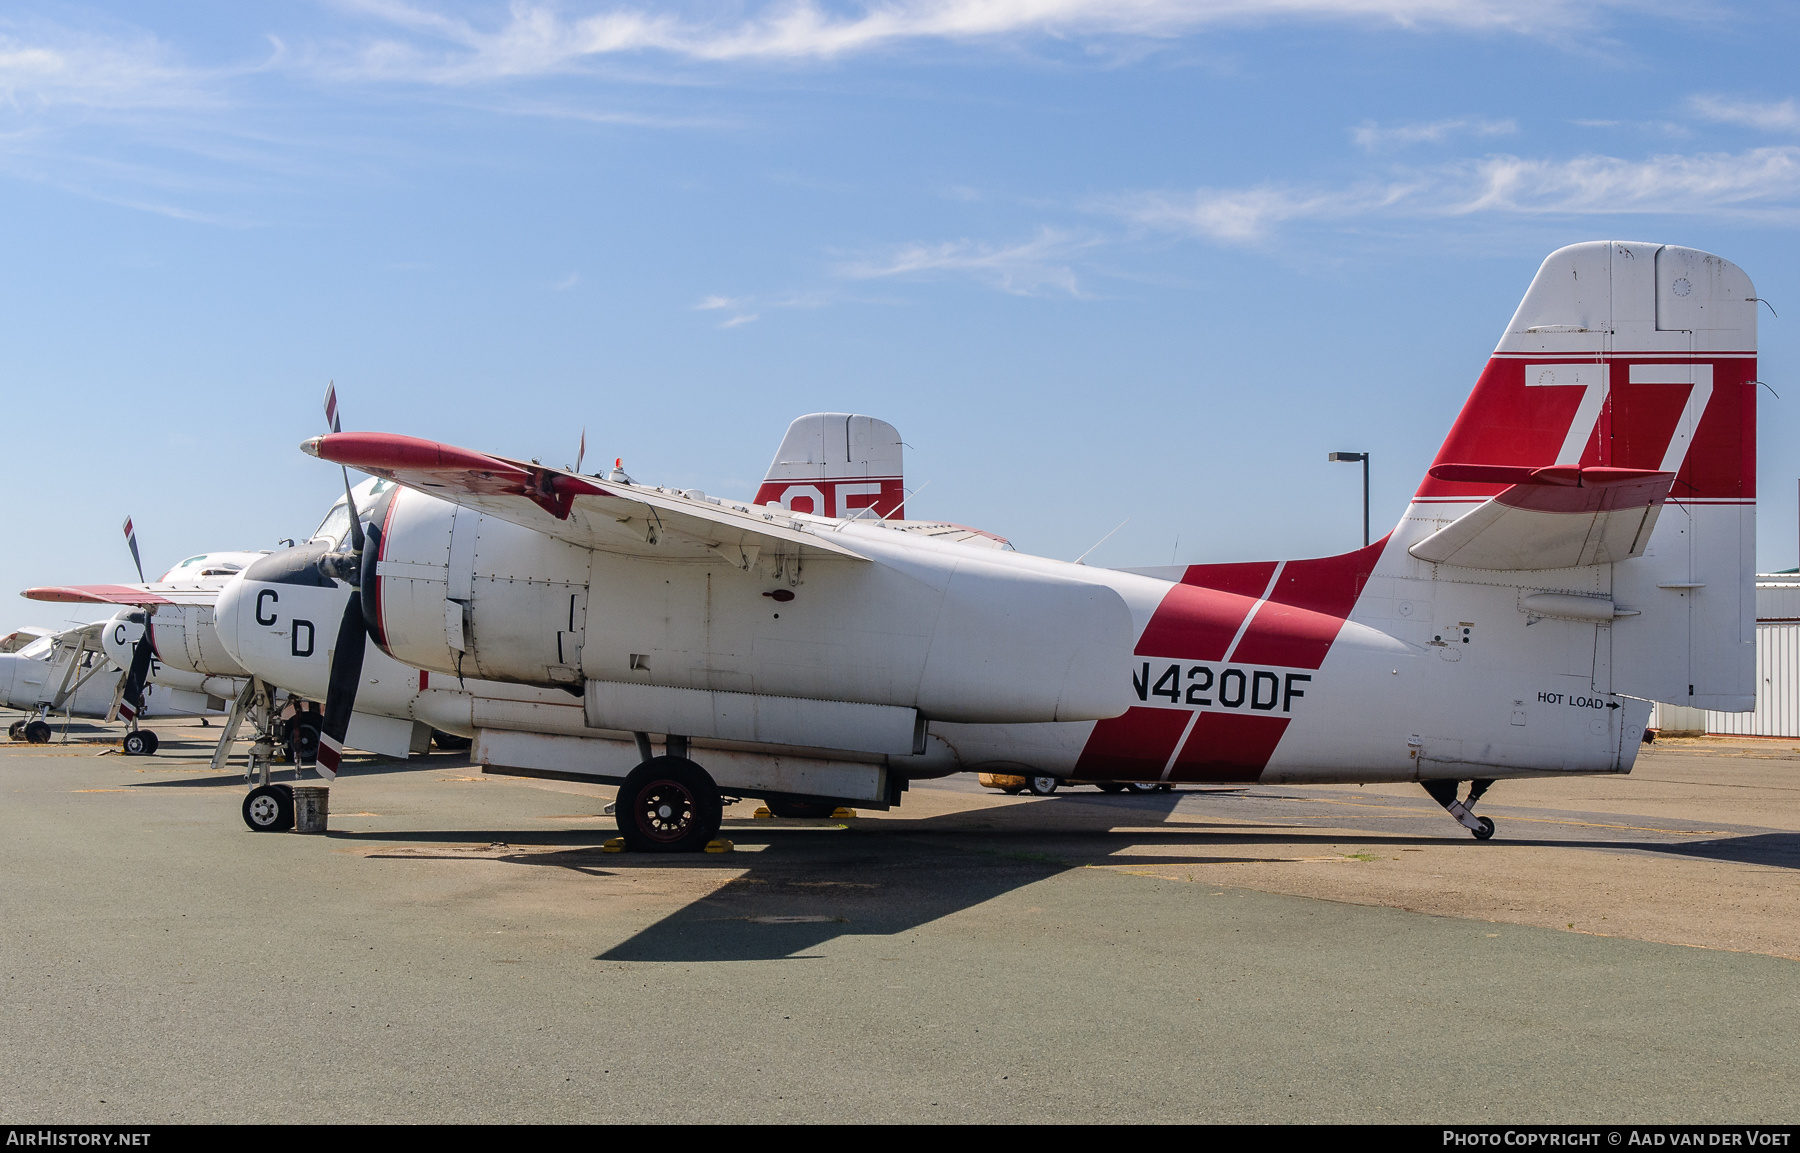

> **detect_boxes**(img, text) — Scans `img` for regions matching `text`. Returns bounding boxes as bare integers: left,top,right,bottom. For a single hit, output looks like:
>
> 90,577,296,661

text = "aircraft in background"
0,616,227,750
217,242,1755,853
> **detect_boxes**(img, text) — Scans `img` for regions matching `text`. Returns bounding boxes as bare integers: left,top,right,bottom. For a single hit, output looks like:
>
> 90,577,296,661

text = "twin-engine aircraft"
210,242,1757,851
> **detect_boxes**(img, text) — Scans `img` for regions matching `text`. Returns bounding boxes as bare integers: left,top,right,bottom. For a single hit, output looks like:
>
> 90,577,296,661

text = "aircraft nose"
214,573,248,667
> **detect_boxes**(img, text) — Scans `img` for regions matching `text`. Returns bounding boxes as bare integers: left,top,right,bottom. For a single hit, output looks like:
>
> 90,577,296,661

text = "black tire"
24,720,52,744
431,731,474,751
1026,775,1059,796
1095,782,1127,793
1472,816,1495,841
765,797,838,819
122,731,152,757
243,784,295,832
288,719,321,765
615,756,722,853
142,730,159,755
1125,780,1163,794
7,720,24,740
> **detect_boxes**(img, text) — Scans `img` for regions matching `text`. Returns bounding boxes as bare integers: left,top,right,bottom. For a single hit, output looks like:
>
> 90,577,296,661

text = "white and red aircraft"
211,242,1755,851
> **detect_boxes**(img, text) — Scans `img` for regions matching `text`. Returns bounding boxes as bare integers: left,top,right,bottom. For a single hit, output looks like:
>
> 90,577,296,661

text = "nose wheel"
243,784,295,832
1423,778,1496,839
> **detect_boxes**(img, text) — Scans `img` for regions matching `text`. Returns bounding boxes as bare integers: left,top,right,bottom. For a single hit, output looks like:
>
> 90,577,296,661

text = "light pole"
1329,452,1370,547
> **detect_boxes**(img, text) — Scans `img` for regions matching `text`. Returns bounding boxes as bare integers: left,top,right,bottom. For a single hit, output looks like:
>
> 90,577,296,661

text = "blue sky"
5,0,1800,620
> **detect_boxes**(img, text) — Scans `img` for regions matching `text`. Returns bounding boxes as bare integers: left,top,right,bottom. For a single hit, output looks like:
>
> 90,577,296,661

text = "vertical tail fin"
1406,242,1757,709
754,413,905,520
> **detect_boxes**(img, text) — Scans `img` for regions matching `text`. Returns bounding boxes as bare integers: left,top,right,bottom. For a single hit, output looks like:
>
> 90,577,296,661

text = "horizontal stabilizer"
1410,465,1674,570
302,432,869,565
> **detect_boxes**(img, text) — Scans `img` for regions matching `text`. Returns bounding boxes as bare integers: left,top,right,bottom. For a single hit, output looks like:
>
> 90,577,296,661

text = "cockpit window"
312,502,352,547
19,636,54,659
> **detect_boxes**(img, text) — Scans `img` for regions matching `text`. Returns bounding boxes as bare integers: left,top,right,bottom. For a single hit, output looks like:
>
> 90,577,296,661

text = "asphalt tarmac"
2,717,1796,1123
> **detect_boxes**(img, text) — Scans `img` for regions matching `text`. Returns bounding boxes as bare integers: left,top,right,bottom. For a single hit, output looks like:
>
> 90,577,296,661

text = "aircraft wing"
22,581,225,607
1410,465,1675,570
303,432,870,567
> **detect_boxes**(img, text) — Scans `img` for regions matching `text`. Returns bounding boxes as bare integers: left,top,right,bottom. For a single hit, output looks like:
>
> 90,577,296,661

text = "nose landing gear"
1422,778,1495,840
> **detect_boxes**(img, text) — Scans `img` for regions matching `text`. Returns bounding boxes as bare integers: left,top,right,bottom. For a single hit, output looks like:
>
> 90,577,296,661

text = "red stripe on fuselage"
1230,538,1387,669
1168,713,1289,783
1073,539,1387,781
1073,707,1192,779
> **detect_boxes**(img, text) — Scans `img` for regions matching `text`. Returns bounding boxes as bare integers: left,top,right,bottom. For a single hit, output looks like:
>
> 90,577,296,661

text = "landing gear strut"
1422,778,1495,840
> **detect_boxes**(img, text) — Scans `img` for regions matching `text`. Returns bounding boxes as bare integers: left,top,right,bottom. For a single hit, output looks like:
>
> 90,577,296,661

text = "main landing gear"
1422,778,1495,840
615,751,724,853
10,718,53,744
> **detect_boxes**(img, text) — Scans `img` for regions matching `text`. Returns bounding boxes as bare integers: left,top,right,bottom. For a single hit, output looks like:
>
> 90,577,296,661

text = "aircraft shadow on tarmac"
320,789,1800,963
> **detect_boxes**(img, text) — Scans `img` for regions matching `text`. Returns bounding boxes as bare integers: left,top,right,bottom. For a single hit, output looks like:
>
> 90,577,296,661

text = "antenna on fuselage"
1073,518,1131,566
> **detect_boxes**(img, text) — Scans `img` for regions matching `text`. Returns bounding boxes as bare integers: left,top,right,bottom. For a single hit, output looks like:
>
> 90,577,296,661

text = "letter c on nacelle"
255,588,279,626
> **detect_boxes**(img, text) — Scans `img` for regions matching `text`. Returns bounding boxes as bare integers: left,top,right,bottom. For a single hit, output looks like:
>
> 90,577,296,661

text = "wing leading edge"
301,432,869,567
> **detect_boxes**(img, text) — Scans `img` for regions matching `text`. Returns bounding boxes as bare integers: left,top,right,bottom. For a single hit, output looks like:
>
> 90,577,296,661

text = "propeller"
122,517,146,584
311,382,375,781
115,610,155,724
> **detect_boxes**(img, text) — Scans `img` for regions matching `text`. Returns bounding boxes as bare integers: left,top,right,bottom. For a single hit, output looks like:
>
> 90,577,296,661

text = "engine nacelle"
140,602,249,679
365,487,1135,725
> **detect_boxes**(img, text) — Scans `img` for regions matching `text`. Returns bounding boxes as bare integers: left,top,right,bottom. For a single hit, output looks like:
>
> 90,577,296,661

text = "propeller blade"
116,615,155,723
122,517,146,584
314,592,368,781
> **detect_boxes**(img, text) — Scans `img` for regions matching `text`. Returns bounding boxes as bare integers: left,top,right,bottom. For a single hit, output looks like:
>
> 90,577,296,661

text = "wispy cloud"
0,22,231,112
1690,95,1800,134
1111,182,1416,240
1109,146,1800,242
329,0,1621,82
1351,116,1516,151
695,294,758,327
1456,147,1800,214
552,271,580,290
841,228,1097,296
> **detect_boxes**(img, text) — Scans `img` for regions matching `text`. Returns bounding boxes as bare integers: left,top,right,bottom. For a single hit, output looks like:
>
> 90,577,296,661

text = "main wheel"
7,720,24,740
24,720,52,744
1472,816,1495,841
243,784,295,832
1095,782,1127,794
1026,775,1059,796
1125,780,1165,794
766,797,838,819
615,756,722,853
431,730,473,751
287,719,320,765
122,731,152,757
141,730,159,755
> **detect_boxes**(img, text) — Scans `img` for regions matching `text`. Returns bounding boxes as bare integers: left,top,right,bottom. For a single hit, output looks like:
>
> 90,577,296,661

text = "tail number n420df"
1133,661,1311,713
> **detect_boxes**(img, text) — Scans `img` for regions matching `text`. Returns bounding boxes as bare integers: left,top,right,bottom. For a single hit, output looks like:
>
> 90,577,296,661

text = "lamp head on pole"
1328,452,1368,463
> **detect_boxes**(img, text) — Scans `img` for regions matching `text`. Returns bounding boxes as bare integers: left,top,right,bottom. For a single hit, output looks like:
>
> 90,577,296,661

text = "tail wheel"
616,756,722,853
243,784,295,832
1026,775,1059,796
1472,816,1495,841
24,720,52,744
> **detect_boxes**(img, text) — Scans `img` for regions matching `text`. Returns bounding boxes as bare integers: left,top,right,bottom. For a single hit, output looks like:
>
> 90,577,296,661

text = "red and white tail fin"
754,414,904,520
1405,242,1757,710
